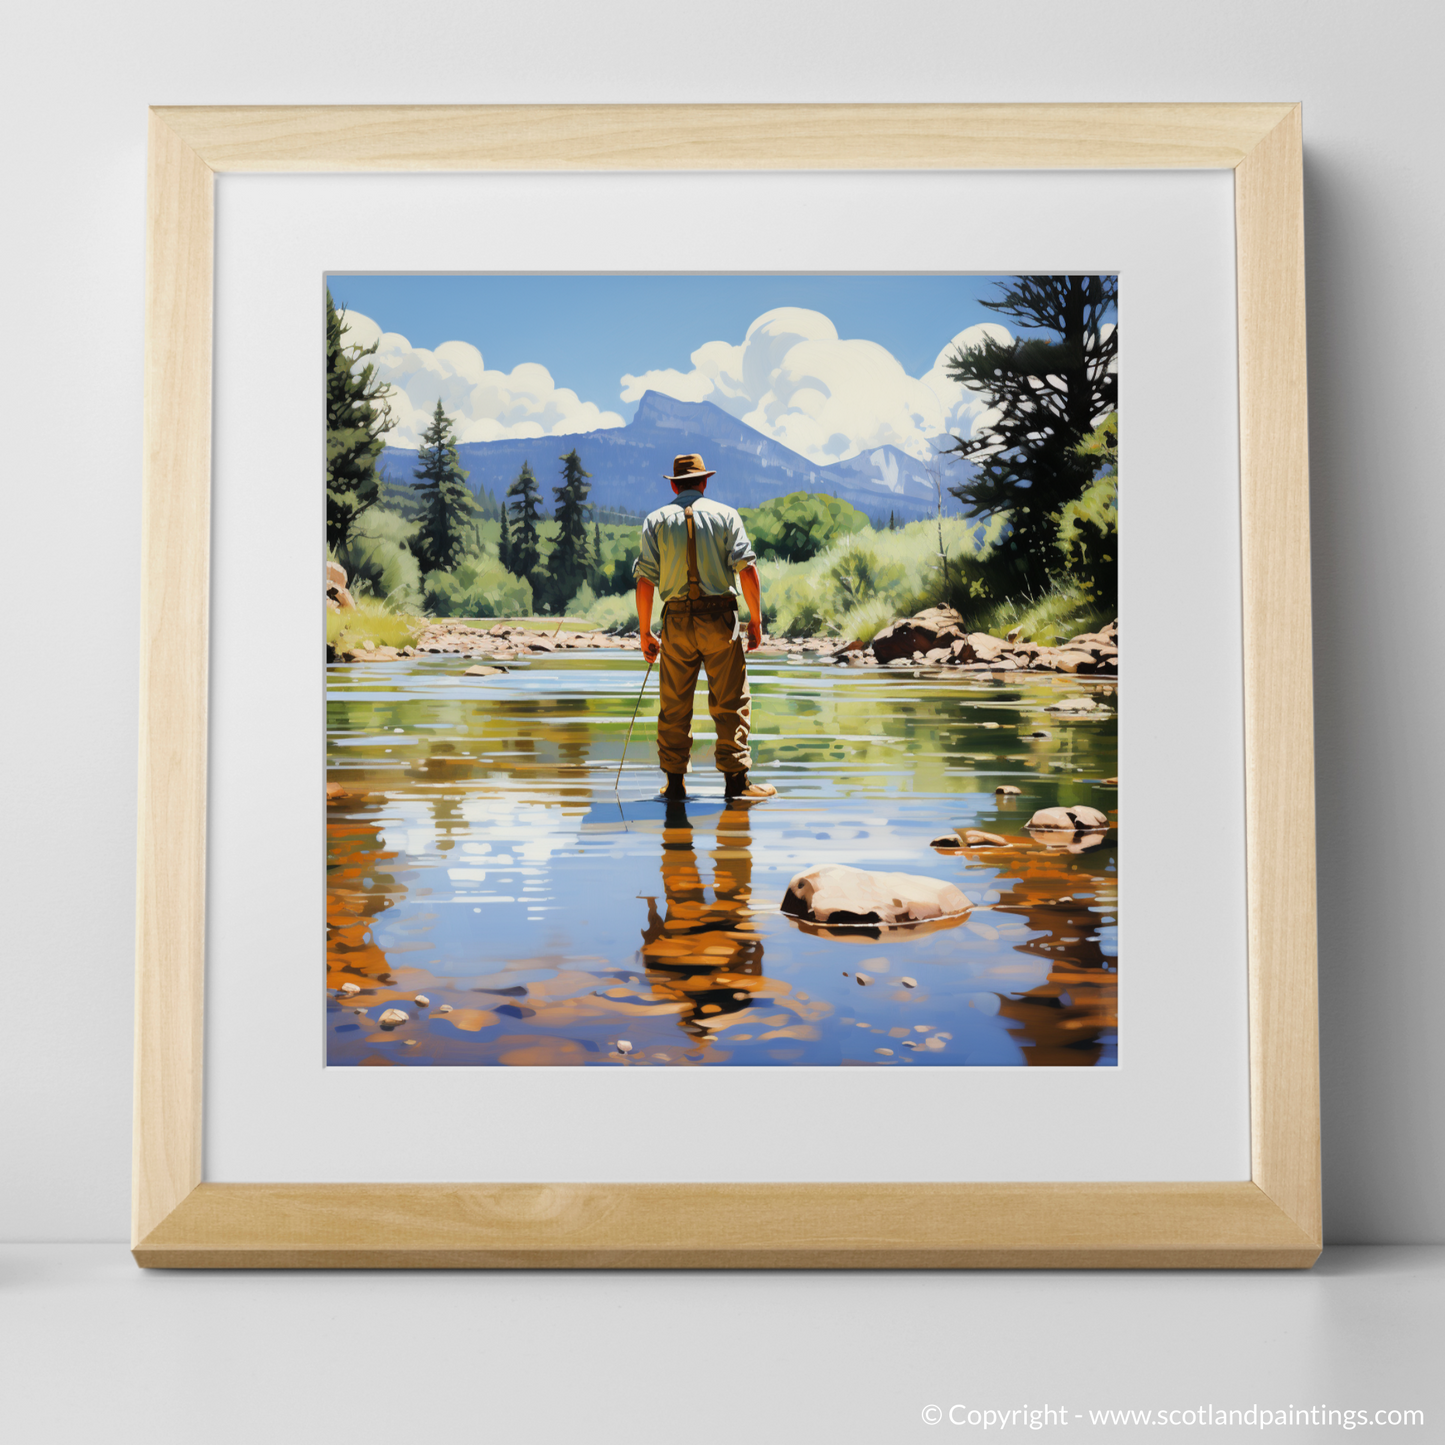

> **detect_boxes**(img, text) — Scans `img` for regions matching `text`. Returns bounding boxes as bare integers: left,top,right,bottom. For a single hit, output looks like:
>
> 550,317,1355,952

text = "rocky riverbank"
327,562,1116,674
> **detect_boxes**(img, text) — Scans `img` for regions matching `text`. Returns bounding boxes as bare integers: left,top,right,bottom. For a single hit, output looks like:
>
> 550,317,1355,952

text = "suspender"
683,505,703,601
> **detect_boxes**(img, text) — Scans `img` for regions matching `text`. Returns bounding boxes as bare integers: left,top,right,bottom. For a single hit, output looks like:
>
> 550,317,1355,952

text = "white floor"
3,1246,1439,1443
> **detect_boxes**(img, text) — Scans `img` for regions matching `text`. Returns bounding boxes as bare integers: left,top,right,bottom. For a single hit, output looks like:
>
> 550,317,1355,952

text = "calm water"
326,652,1118,1067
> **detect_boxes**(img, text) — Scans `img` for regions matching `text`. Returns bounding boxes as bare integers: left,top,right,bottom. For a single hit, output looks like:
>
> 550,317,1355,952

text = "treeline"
324,290,642,619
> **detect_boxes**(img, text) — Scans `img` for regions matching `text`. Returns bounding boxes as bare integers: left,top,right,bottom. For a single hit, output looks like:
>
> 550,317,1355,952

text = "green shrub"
423,557,532,618
740,492,870,563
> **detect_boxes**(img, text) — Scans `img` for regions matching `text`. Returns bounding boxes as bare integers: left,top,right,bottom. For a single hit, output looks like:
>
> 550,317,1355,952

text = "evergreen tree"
498,504,513,572
545,449,592,609
590,520,604,584
412,401,473,574
943,275,1117,590
325,290,395,552
505,462,543,579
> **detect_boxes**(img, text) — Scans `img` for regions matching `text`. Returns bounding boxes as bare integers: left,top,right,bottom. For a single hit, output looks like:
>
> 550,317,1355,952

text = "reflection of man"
634,453,777,801
639,801,765,1039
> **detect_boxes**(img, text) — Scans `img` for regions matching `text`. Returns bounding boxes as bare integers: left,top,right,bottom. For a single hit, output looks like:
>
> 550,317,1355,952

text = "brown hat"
665,453,716,485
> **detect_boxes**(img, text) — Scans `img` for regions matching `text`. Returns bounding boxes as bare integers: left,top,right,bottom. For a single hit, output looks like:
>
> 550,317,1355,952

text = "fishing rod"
614,656,655,792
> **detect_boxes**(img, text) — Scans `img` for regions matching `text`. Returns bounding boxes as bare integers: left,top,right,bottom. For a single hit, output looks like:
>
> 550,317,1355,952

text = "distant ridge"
378,390,975,524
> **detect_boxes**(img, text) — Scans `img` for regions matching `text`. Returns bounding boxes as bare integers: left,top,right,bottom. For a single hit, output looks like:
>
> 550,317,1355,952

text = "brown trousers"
657,606,751,776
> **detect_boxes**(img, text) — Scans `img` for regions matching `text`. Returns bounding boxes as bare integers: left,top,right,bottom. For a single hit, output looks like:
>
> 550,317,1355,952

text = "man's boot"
724,771,777,800
661,773,687,801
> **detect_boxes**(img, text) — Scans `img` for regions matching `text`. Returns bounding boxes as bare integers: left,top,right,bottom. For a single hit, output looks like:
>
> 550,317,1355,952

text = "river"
326,650,1117,1067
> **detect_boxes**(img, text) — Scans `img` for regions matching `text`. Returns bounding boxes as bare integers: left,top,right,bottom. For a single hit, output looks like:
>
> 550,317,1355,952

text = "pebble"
925,1036,946,1051
855,973,874,986
338,981,360,997
979,722,1000,729
963,829,1007,847
403,1040,418,1047
996,785,1022,795
378,1008,408,1028
616,1040,634,1054
930,833,961,848
900,977,918,988
437,1004,453,1014
875,1048,894,1056
414,995,430,1006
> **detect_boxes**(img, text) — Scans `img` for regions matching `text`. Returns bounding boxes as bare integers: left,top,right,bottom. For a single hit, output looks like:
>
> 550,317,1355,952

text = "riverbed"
326,651,1118,1067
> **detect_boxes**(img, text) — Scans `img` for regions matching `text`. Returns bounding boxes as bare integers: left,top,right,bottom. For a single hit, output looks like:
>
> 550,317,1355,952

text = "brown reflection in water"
326,793,403,992
637,802,772,1043
986,832,1117,1066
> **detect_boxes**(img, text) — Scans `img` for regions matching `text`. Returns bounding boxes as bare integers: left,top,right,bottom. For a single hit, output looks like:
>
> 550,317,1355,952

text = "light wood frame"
135,103,1318,1268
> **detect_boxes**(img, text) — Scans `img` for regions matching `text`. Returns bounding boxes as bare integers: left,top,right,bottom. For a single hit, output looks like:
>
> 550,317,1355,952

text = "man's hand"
640,630,661,663
746,619,762,652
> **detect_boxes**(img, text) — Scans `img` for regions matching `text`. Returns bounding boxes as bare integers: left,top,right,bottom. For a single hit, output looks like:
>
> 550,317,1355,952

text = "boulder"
869,606,968,664
378,1008,409,1029
332,587,356,611
1026,805,1111,832
963,829,1007,847
995,785,1022,796
929,834,962,848
326,560,348,590
781,863,972,927
464,665,506,677
338,981,361,998
900,977,918,988
616,1040,634,1054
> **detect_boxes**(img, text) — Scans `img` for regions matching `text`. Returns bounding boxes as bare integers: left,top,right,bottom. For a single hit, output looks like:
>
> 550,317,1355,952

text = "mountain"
377,390,975,524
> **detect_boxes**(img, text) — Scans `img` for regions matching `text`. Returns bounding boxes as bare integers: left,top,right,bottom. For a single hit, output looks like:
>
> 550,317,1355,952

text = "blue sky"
327,274,1023,416
325,274,1115,463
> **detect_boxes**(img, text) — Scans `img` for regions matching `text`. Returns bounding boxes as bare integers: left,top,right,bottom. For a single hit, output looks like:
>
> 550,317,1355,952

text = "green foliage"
943,276,1117,590
327,594,424,653
412,402,474,574
542,449,593,613
424,556,533,618
1055,411,1117,607
826,537,907,615
333,507,424,613
740,491,870,563
504,462,544,580
326,290,395,552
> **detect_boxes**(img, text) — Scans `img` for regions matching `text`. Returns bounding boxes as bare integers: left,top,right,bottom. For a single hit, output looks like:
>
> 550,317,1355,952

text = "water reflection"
325,653,1118,1066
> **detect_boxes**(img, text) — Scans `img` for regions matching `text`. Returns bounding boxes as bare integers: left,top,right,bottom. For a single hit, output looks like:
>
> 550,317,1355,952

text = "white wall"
3,0,1440,1243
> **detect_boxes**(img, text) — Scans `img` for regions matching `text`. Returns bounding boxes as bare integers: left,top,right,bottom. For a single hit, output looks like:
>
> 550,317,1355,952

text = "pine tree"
498,504,513,572
505,462,543,579
325,290,395,552
590,520,604,583
943,275,1117,590
545,449,592,609
412,401,473,574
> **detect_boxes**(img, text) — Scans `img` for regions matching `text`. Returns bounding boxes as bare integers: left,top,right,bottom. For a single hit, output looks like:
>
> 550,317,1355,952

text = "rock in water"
414,995,430,1006
463,665,507,677
378,1008,408,1029
995,785,1022,796
1026,805,1111,832
963,829,1007,847
899,977,918,988
869,606,968,664
855,972,874,986
781,864,972,927
930,834,962,848
338,981,360,998
616,1040,634,1054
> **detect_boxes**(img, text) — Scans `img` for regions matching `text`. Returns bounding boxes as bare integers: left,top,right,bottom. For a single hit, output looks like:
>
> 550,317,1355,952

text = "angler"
633,453,778,803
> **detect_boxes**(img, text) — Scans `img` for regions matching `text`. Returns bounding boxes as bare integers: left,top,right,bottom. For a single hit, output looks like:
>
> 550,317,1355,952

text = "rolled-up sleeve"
728,512,757,572
633,515,661,584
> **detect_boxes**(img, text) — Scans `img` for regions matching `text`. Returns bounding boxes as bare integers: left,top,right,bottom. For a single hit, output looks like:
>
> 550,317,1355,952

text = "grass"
327,595,426,652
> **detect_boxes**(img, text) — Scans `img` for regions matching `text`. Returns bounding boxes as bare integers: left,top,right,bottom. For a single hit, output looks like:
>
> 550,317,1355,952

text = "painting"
324,274,1118,1068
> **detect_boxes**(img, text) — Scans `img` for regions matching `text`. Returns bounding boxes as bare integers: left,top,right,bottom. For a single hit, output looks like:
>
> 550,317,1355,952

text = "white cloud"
337,310,625,449
620,308,1014,465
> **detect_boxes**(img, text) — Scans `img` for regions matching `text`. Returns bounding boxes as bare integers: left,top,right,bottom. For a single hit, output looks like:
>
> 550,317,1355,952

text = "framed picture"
135,104,1318,1267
